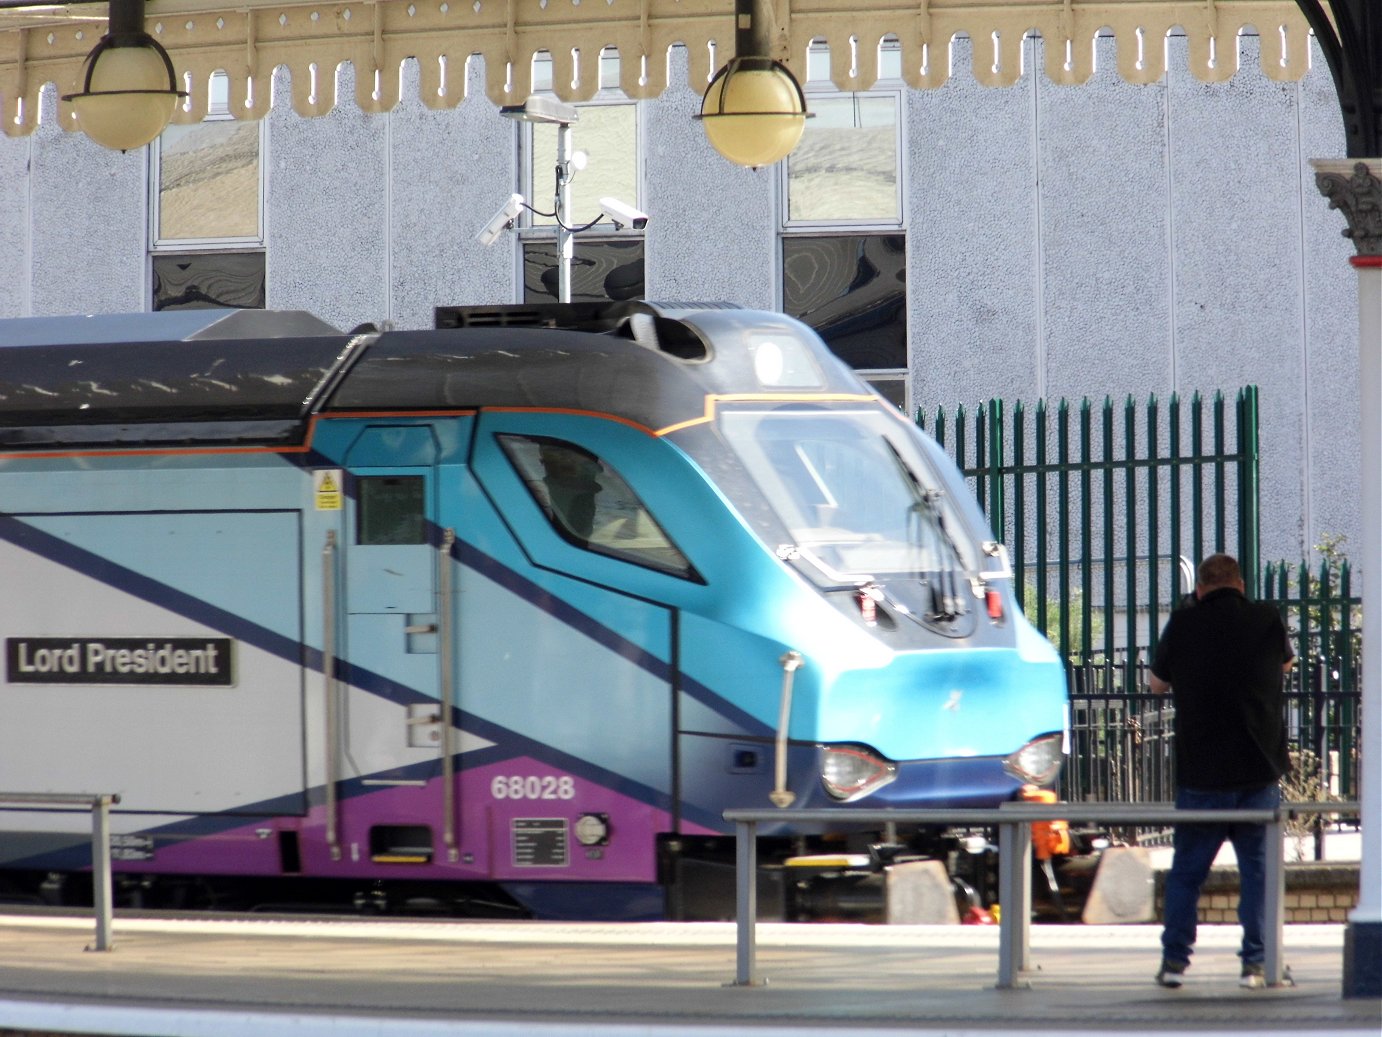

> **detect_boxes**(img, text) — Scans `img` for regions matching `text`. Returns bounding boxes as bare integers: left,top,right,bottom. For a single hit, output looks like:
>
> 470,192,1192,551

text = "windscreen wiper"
885,439,968,621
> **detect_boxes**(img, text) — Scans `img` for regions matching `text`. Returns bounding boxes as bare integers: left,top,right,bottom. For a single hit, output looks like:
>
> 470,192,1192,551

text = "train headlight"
820,744,897,802
1002,733,1065,786
747,333,821,389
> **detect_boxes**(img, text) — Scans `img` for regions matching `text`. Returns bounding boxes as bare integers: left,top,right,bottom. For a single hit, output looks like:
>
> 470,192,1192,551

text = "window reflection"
151,70,265,312
152,253,266,311
787,94,898,223
782,234,906,369
157,119,261,241
528,103,639,227
718,408,975,579
522,239,645,303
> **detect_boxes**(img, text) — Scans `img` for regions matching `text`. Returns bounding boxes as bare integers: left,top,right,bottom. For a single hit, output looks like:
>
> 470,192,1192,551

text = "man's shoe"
1239,962,1267,989
1156,959,1187,988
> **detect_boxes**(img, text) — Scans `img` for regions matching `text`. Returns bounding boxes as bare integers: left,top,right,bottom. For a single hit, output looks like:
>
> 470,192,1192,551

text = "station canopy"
0,0,1316,137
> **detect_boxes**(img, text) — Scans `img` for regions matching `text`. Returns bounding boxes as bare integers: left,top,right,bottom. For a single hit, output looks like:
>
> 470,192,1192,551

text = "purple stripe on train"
144,756,717,882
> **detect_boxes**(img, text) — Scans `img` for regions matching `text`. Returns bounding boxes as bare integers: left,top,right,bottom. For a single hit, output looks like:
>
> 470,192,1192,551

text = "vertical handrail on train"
770,651,803,808
322,530,342,861
439,528,459,862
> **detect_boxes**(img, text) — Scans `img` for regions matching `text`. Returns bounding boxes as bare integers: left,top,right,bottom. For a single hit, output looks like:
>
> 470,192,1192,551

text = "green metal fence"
917,388,1362,810
918,388,1260,664
1264,559,1362,809
1051,560,1362,810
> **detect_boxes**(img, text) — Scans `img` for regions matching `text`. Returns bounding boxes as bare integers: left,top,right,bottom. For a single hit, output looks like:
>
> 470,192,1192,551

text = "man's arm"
1149,672,1171,694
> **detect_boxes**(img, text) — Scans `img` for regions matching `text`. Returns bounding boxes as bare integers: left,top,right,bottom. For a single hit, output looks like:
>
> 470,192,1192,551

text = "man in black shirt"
1148,553,1294,989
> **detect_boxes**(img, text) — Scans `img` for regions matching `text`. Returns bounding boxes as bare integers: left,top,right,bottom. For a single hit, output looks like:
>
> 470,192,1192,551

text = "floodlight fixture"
500,96,579,126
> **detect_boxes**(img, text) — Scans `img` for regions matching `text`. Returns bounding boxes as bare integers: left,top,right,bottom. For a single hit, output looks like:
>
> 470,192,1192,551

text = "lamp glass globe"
701,65,806,168
73,44,177,151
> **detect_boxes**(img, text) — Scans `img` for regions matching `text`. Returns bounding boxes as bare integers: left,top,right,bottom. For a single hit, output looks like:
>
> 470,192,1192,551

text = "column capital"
1313,159,1382,256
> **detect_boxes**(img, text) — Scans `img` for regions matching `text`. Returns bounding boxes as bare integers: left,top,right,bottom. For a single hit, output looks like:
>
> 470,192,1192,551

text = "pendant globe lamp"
63,0,186,152
697,0,809,169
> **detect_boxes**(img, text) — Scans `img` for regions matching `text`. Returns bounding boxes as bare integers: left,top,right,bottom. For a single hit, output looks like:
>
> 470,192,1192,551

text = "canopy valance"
0,0,1314,136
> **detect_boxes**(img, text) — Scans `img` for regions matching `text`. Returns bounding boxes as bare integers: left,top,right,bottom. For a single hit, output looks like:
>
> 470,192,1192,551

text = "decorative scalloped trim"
0,0,1313,137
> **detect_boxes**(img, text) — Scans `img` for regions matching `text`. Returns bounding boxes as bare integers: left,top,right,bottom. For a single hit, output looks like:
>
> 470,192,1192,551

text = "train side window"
357,476,427,545
498,435,699,581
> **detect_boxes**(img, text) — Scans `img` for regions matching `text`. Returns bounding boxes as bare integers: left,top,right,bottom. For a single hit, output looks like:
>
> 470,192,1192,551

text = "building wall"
0,131,26,317
0,35,1355,567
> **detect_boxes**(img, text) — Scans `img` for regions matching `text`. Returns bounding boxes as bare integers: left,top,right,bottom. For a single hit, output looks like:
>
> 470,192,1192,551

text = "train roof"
0,308,344,345
0,302,867,451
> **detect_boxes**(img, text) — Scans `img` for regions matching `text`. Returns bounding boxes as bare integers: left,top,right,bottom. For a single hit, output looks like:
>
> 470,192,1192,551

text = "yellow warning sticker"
314,469,343,511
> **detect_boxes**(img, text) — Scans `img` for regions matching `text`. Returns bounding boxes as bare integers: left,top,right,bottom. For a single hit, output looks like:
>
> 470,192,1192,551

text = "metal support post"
87,795,114,952
1313,155,1382,998
732,818,759,986
1265,811,1286,986
996,818,1032,989
556,120,574,303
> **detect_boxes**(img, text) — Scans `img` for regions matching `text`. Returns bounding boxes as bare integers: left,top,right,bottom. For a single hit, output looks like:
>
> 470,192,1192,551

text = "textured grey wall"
0,125,24,319
903,33,1354,567
388,56,516,327
265,64,389,332
23,85,147,316
642,47,778,311
0,37,1357,567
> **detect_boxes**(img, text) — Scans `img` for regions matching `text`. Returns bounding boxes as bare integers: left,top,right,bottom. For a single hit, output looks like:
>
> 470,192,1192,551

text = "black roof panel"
0,334,353,432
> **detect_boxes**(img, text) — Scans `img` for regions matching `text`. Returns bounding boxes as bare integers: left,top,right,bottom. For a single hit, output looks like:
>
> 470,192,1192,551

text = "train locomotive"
0,301,1068,919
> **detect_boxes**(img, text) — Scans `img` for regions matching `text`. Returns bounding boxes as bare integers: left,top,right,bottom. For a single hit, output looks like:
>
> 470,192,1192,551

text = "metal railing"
0,792,121,951
724,800,1360,991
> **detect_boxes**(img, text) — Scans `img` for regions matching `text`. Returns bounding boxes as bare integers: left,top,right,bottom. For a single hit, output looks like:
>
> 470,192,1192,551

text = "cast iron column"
1313,159,1382,1000
1300,0,1382,1001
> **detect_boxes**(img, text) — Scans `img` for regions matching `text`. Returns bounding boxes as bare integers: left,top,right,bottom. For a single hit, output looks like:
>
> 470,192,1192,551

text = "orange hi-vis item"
1020,785,1072,859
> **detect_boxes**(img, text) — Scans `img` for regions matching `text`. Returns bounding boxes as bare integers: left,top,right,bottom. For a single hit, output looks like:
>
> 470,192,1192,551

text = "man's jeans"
1161,783,1280,967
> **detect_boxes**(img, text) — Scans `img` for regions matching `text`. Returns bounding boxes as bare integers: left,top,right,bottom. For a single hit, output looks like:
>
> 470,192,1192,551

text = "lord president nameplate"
6,637,235,686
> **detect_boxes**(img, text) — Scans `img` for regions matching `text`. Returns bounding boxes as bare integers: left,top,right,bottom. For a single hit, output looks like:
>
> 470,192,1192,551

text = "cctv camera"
598,197,649,231
476,194,525,246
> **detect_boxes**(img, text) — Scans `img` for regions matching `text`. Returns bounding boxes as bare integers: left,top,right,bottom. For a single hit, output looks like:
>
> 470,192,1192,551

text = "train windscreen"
717,407,982,585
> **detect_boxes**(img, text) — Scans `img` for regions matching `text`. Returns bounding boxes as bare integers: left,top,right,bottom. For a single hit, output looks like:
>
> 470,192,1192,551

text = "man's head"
1196,553,1245,596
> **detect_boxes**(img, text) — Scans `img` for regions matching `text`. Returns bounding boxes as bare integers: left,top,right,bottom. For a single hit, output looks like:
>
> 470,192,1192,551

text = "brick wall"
1155,863,1360,924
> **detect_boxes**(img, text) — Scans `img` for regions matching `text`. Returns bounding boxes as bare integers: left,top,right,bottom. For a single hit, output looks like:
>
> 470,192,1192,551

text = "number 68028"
490,775,576,800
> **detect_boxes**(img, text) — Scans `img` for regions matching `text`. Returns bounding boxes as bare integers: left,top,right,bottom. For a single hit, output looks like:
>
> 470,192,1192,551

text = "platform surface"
0,911,1378,1037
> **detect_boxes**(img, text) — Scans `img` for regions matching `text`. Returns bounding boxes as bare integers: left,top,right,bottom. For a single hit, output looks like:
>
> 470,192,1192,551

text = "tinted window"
499,434,697,580
522,239,645,303
782,234,906,369
153,252,266,311
358,476,427,545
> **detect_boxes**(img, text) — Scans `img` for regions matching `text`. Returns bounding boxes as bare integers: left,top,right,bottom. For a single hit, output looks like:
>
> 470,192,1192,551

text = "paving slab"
0,912,1377,1036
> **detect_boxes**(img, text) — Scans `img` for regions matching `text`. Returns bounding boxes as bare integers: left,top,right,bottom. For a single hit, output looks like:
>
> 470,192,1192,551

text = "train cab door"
337,423,456,864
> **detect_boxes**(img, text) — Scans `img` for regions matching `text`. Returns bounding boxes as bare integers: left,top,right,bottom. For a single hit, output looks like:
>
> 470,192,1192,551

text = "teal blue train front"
0,303,1066,920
